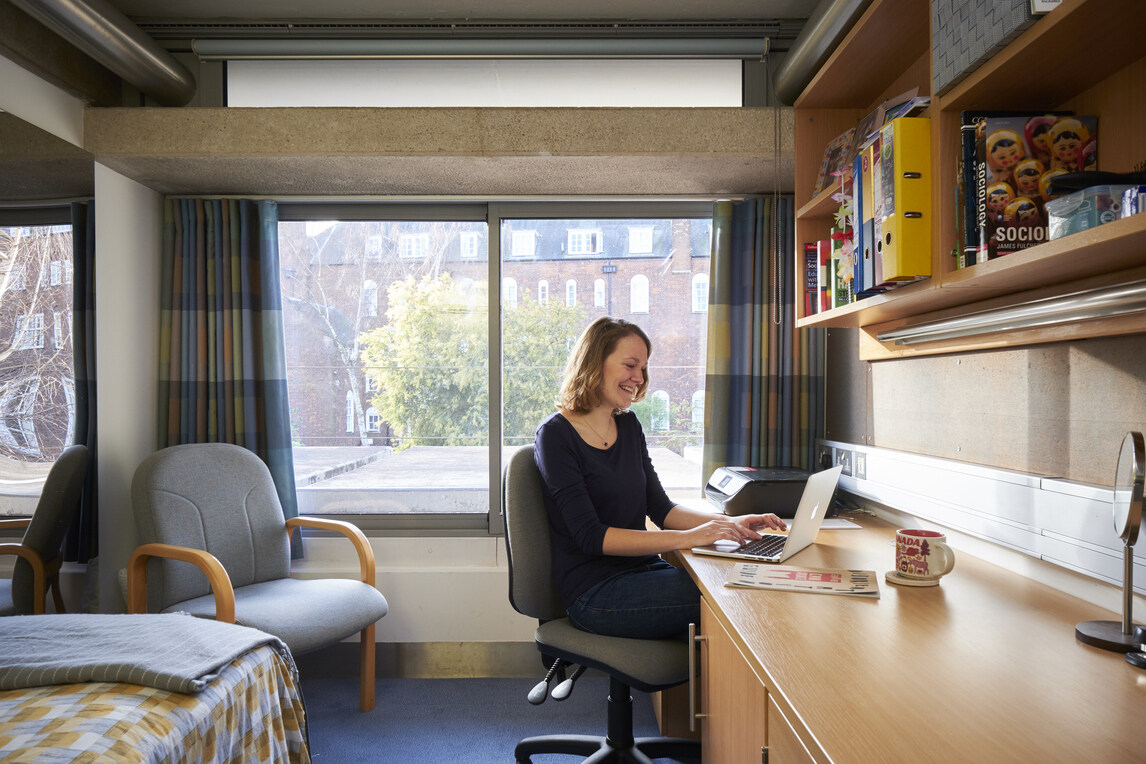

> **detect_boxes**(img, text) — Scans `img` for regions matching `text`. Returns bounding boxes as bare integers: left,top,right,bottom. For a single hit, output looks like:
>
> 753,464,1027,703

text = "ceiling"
108,1,817,24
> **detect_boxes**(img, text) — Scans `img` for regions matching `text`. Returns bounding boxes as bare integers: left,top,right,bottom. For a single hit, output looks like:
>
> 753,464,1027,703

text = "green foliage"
358,274,584,449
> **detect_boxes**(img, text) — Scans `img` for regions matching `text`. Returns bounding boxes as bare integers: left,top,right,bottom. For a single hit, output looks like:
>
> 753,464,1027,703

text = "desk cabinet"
699,599,815,764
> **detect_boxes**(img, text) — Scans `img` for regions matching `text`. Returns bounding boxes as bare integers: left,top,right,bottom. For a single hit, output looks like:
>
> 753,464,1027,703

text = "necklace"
576,413,612,447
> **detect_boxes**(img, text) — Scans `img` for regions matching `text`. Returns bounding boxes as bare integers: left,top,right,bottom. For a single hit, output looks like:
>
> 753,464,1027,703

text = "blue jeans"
567,560,700,641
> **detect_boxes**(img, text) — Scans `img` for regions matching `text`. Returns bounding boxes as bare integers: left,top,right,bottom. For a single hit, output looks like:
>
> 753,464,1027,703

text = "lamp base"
1075,620,1142,652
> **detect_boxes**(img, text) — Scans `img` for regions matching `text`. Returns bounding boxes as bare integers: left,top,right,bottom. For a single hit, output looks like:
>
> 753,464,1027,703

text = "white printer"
704,466,814,519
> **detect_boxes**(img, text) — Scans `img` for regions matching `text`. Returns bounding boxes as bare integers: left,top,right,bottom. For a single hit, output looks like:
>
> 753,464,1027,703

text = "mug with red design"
895,529,956,581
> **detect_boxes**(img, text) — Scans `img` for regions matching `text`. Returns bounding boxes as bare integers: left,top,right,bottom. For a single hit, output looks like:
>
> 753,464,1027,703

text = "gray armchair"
503,444,701,763
126,442,388,712
0,444,88,616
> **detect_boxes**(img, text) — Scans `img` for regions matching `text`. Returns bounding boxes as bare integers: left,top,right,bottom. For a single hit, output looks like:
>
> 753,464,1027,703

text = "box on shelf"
1122,186,1146,218
1046,185,1134,240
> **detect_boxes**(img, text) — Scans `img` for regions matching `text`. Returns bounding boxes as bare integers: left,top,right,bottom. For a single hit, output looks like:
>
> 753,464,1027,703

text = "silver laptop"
690,465,843,563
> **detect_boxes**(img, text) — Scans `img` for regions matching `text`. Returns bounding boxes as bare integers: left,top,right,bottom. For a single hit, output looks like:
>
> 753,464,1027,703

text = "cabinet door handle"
689,622,707,731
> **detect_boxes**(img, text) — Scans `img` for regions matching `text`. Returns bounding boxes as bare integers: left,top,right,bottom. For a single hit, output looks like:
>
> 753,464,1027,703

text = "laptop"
690,465,843,563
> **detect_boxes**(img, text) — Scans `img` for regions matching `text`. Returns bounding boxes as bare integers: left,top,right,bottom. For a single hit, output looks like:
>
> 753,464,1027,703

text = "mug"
895,529,955,581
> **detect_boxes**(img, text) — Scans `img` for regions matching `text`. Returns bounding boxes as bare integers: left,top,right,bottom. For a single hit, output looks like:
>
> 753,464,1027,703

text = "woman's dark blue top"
533,410,675,608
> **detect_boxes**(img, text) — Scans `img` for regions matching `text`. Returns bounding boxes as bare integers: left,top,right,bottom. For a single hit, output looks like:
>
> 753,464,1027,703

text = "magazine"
724,563,880,598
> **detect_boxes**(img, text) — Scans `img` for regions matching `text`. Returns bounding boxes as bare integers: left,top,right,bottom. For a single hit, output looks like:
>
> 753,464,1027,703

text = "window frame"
277,199,713,536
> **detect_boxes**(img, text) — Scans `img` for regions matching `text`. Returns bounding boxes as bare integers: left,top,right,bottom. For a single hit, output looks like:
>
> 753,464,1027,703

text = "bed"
0,613,309,763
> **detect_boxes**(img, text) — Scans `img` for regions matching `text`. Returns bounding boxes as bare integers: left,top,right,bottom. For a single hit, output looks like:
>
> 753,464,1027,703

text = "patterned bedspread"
0,645,309,764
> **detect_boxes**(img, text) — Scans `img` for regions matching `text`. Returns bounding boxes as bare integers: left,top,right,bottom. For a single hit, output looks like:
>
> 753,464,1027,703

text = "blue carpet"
295,652,680,762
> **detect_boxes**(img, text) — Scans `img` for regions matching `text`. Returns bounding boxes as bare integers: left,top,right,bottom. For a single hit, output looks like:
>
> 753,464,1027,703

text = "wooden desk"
679,516,1146,763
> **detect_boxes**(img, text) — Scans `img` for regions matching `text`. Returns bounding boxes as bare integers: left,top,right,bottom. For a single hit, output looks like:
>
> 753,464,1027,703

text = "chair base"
515,733,700,764
514,676,700,764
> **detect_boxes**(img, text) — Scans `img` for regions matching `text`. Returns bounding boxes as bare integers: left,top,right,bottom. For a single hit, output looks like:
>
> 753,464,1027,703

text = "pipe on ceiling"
772,0,873,105
192,38,773,61
10,0,196,106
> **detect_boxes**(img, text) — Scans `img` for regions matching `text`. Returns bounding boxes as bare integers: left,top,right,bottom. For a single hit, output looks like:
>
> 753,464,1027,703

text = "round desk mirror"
1113,431,1144,546
1076,431,1145,653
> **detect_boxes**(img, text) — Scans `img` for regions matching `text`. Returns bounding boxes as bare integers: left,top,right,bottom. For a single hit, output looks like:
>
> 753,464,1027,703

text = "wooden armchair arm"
286,516,376,586
127,543,236,623
0,542,46,614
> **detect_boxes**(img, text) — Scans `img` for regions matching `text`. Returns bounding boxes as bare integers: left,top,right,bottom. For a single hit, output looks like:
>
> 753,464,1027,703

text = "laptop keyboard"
737,534,787,558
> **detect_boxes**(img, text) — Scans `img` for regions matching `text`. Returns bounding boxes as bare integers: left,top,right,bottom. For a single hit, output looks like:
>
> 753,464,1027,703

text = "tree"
279,220,467,446
358,274,584,448
0,225,74,463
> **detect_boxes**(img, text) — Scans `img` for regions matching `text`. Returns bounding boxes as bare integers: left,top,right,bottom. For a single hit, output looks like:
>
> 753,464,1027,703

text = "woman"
533,317,786,641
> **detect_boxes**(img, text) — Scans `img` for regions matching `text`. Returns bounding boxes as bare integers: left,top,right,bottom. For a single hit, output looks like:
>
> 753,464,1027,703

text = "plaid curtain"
64,201,97,563
159,198,300,554
702,196,824,480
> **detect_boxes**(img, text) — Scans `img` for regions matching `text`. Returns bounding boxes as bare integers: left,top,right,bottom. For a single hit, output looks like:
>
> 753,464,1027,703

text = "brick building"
279,216,711,452
0,224,75,462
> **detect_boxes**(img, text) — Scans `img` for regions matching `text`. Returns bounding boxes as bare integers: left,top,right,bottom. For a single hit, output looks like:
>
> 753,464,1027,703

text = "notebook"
690,465,843,563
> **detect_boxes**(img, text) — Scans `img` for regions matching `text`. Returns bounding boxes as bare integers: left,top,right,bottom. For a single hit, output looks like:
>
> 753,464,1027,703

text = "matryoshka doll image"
1012,158,1045,201
987,128,1025,184
1049,118,1089,172
986,182,1014,222
1024,115,1059,166
1039,168,1069,204
1004,197,1040,226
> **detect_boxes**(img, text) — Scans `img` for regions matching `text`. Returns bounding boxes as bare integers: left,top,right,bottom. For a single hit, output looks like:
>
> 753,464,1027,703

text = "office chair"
503,444,702,764
0,444,88,616
126,442,389,712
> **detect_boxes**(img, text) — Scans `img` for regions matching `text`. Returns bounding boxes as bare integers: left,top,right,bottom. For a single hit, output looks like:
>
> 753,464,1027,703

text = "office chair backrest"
11,444,88,614
131,442,290,611
503,445,566,622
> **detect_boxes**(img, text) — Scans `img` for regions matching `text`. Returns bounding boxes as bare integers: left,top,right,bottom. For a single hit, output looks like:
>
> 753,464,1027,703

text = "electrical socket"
816,444,833,470
835,448,854,477
854,451,867,481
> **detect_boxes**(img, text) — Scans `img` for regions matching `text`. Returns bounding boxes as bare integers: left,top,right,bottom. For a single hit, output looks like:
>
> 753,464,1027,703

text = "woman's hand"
734,513,787,535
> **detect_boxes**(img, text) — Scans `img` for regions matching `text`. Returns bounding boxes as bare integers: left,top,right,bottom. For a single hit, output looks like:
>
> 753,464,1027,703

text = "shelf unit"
793,0,1146,360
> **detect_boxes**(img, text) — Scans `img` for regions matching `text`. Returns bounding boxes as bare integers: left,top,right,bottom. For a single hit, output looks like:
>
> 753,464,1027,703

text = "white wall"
94,164,162,612
0,54,83,146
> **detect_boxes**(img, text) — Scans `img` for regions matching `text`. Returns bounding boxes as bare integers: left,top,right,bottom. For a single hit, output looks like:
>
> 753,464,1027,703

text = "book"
724,563,880,598
876,117,931,282
817,239,831,312
959,110,1073,267
977,113,1096,260
803,241,819,315
813,127,856,196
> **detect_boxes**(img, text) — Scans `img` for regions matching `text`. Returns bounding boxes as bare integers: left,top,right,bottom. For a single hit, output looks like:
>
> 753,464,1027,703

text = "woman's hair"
557,317,652,414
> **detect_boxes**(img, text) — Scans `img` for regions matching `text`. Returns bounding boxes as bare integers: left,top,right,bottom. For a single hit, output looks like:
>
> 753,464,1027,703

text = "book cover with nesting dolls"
975,114,1097,261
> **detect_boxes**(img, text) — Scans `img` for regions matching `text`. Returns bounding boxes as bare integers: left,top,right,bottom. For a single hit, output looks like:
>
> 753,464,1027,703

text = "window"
460,231,481,258
629,274,649,314
362,279,378,317
366,234,383,259
0,218,76,465
15,314,45,350
510,230,536,258
692,273,709,312
399,232,429,259
503,277,518,309
629,226,654,254
651,391,670,431
567,229,603,255
277,202,710,532
692,390,705,432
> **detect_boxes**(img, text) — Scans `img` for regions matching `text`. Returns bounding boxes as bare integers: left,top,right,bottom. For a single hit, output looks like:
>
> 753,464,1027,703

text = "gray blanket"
0,612,289,693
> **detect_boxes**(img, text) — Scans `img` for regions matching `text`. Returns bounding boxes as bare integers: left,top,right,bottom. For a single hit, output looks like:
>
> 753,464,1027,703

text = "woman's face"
598,333,648,411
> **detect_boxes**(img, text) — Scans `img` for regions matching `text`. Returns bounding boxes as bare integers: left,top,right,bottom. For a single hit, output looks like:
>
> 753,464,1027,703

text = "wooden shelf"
793,0,1146,355
794,0,929,110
